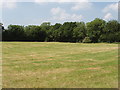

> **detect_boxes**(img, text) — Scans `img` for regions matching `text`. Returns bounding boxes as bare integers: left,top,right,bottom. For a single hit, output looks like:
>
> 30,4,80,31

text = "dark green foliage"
73,22,86,42
86,18,106,43
0,23,4,30
3,25,25,41
45,23,62,42
0,23,4,41
24,25,46,41
55,22,76,42
2,19,120,43
99,20,120,43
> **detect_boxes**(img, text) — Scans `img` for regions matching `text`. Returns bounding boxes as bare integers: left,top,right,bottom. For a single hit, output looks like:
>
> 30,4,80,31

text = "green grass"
2,42,118,88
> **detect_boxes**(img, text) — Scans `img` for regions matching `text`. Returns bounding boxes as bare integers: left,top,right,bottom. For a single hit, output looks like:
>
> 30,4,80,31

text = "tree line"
2,18,120,43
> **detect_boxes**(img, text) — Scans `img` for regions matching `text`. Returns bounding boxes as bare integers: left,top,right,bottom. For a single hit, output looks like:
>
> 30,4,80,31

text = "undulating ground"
2,42,118,88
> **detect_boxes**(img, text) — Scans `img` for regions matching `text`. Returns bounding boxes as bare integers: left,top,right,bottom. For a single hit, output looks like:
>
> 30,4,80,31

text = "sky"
0,0,119,28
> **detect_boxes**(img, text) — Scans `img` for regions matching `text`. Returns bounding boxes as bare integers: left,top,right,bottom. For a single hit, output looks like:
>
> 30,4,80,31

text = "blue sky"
1,1,118,28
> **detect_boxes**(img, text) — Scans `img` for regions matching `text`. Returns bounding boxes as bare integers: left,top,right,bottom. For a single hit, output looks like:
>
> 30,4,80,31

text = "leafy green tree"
3,25,25,41
41,22,50,27
86,18,106,43
99,20,120,42
40,22,51,31
56,22,76,42
73,22,86,42
0,23,4,30
24,25,46,41
46,23,62,41
2,19,120,43
0,23,4,41
40,22,51,41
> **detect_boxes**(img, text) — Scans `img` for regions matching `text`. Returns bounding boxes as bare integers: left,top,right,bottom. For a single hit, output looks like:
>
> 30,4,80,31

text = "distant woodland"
1,18,120,43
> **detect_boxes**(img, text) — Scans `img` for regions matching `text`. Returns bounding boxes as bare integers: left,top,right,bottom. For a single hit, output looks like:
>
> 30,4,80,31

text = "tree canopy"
2,18,120,43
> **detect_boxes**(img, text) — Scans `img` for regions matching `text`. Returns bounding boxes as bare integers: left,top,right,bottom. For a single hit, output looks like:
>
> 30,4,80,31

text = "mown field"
2,42,118,88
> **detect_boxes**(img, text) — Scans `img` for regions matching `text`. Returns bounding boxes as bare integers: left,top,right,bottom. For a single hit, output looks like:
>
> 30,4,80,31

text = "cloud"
103,13,113,20
34,0,47,4
50,7,83,21
34,0,92,3
71,0,93,11
34,0,93,8
102,3,118,13
1,0,17,9
4,2,16,9
51,7,66,15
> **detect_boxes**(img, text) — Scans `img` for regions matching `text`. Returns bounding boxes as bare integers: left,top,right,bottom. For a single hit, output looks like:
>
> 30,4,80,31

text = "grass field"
2,42,118,88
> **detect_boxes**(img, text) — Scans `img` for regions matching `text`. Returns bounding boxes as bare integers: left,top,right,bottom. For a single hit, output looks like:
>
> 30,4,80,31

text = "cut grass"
2,42,118,88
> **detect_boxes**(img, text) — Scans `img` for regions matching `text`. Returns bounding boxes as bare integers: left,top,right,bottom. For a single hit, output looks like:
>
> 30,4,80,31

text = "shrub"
82,37,91,43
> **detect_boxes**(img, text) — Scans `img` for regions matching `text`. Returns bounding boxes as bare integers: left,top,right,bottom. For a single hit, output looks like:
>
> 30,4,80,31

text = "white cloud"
34,0,92,3
34,0,47,4
103,13,113,20
34,0,93,9
58,0,90,2
4,2,16,9
51,7,66,15
70,14,83,21
71,0,92,11
102,3,118,13
51,7,83,21
1,0,17,9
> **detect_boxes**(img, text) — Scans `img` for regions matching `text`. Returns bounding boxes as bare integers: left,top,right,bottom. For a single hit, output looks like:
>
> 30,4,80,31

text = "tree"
2,19,120,43
0,23,4,30
24,25,46,41
86,18,106,43
56,22,76,42
0,23,4,41
46,23,62,42
3,25,25,41
41,22,50,27
73,22,86,42
40,22,51,31
99,20,120,42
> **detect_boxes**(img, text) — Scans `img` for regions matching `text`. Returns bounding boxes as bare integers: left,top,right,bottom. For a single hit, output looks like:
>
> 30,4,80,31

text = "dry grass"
2,42,118,88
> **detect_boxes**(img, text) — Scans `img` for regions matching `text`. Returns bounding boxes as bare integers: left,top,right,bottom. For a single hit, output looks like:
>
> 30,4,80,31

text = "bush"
82,37,91,43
